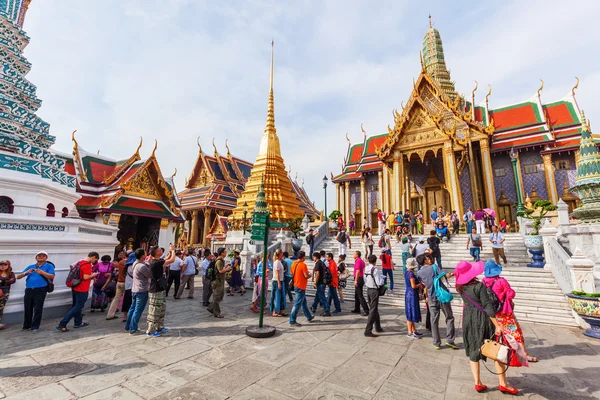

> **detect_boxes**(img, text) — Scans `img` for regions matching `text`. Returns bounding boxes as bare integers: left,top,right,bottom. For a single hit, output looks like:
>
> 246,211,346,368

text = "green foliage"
288,217,305,239
572,290,600,298
516,200,558,235
328,210,342,220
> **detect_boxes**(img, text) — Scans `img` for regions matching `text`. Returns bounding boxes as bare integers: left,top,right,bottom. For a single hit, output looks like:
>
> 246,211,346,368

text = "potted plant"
288,217,305,259
566,291,600,339
516,200,557,268
328,210,342,230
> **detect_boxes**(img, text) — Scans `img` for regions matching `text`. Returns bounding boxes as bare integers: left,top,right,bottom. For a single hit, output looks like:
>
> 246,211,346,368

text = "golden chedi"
231,42,303,221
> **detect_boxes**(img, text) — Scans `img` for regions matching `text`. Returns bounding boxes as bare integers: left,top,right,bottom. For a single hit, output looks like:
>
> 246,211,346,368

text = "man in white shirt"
175,248,198,299
364,254,384,337
335,228,351,256
489,225,507,266
165,250,183,298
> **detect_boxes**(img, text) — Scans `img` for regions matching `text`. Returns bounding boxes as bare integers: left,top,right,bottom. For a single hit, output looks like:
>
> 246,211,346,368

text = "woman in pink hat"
454,260,519,396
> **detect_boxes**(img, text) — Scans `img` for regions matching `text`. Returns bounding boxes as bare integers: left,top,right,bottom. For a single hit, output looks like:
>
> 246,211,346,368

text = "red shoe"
498,385,519,395
475,384,488,393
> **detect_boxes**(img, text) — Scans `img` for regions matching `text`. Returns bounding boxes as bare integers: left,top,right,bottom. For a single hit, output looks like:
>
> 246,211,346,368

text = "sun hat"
418,237,425,243
454,260,484,285
406,257,418,271
484,260,503,278
36,251,48,257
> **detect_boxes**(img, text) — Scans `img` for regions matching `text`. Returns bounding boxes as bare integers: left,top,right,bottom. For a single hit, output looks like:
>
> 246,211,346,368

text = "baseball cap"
36,251,48,257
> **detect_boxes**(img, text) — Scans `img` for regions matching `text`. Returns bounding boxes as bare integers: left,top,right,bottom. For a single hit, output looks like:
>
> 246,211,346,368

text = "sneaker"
340,299,345,303
158,327,169,333
414,331,424,337
432,345,441,350
360,312,369,317
289,322,302,327
320,312,332,317
31,329,39,333
407,333,417,339
146,331,161,337
307,317,316,323
129,329,140,335
350,310,360,314
364,332,378,338
445,342,458,350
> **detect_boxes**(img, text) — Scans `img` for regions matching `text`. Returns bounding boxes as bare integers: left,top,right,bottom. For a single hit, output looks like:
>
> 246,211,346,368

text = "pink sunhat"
454,260,484,285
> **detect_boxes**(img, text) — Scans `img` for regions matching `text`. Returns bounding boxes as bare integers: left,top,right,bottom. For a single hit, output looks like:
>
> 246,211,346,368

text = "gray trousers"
202,276,213,305
428,299,455,347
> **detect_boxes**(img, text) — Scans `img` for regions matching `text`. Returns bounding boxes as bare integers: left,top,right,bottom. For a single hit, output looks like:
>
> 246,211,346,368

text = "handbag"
41,274,54,293
471,234,482,247
289,261,299,292
104,280,117,297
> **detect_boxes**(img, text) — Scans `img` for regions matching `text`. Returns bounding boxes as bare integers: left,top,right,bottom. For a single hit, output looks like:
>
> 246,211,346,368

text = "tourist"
436,223,450,243
450,210,460,235
0,260,16,330
416,210,424,234
377,209,385,235
165,250,183,297
229,250,246,296
337,254,349,303
349,215,355,235
310,252,331,316
417,253,457,350
326,252,342,313
427,229,443,268
490,225,507,266
201,249,213,306
363,215,369,230
176,248,198,299
251,253,269,313
380,249,394,293
364,254,384,337
482,260,534,365
146,244,176,337
335,227,351,256
17,251,55,332
400,226,412,243
413,237,429,259
283,251,293,302
125,248,151,335
208,247,232,318
410,211,417,234
500,218,508,233
289,251,314,326
56,252,99,332
430,207,438,227
399,237,412,273
91,255,113,312
122,251,135,322
387,212,396,236
103,257,119,310
464,207,474,234
106,251,127,320
454,260,519,395
380,228,392,256
405,257,424,339
486,212,496,233
351,250,369,316
474,208,486,234
270,249,287,317
466,227,483,262
337,214,345,230
306,228,318,259
361,227,374,258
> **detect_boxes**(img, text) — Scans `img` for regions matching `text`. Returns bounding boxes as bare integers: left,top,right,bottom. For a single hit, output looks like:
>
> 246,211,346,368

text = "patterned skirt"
401,252,410,267
91,286,109,310
146,291,166,334
496,312,529,367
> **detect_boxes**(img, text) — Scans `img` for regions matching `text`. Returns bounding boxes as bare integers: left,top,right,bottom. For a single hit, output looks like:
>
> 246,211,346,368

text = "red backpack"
66,260,87,288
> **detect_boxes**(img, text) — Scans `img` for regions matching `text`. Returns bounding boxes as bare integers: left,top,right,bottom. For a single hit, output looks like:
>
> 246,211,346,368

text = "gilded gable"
125,169,161,200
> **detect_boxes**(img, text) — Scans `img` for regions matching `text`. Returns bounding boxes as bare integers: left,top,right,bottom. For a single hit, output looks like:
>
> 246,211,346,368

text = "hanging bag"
289,261,299,292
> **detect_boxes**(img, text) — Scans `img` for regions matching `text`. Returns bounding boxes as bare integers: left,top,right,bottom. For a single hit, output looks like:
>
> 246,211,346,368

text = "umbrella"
483,208,496,217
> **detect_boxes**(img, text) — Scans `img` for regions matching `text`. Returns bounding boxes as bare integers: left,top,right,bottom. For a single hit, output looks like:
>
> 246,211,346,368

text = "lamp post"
242,201,248,234
323,175,328,225
509,147,525,213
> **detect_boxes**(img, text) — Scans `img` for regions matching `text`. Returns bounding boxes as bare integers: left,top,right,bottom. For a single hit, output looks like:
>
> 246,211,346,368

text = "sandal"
105,316,118,320
527,355,539,363
55,325,69,332
279,312,288,316
272,312,282,317
214,314,224,318
227,293,234,296
74,322,89,329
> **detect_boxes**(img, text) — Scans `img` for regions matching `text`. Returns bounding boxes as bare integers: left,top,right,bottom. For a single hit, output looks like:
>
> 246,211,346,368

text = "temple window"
61,207,69,218
523,164,542,174
0,196,14,214
493,168,506,177
46,203,55,217
555,160,571,170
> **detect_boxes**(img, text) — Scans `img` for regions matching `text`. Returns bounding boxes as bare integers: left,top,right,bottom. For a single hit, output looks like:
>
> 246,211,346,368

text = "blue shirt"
201,258,210,276
284,258,292,278
23,262,55,289
183,256,197,275
430,211,438,221
436,226,448,236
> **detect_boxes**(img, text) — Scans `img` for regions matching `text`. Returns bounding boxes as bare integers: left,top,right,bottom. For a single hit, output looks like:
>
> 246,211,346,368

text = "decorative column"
539,219,558,271
377,170,383,211
442,142,465,217
404,160,410,211
382,166,390,212
392,151,403,212
542,153,559,204
360,179,367,221
190,210,199,244
338,183,344,218
479,139,497,210
202,209,211,246
344,181,350,225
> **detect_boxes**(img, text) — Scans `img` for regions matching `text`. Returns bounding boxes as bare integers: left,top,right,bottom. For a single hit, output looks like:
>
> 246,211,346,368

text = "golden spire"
225,139,231,158
537,79,544,97
572,77,579,96
257,40,282,158
151,139,158,158
212,138,218,157
134,137,143,157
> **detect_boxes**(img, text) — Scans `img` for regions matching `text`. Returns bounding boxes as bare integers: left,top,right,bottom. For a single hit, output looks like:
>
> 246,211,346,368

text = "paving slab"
79,386,144,400
326,358,393,395
4,383,75,400
258,360,333,399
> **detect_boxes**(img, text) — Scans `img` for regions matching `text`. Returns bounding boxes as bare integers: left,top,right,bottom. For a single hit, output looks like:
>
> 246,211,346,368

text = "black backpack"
428,238,440,253
486,277,504,313
205,259,218,281
337,232,346,243
320,262,332,286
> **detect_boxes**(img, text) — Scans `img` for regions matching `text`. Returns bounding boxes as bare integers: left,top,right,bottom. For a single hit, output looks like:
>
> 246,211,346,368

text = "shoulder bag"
471,234,482,248
289,261,299,292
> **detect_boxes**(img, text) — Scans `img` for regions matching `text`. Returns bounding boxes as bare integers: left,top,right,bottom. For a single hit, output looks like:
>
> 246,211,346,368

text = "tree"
516,200,558,235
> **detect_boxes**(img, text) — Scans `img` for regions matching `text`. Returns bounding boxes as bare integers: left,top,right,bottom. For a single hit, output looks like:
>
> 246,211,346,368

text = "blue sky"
23,0,599,212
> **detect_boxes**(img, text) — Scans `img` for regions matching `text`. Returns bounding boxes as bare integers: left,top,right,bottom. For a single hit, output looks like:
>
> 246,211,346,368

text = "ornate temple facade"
333,21,596,231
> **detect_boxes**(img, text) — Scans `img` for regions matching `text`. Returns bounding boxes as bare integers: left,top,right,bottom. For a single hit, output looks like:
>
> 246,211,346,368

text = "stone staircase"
301,233,577,327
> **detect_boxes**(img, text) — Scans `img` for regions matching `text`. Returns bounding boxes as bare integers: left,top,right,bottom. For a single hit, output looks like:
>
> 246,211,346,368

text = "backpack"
66,260,86,288
428,238,440,254
320,261,332,286
485,277,504,313
306,234,314,245
366,267,387,296
337,232,346,243
432,265,453,303
205,259,218,281
378,235,386,248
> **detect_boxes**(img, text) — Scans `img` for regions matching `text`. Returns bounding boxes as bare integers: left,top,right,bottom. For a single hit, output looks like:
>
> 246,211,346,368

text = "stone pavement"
1,293,600,400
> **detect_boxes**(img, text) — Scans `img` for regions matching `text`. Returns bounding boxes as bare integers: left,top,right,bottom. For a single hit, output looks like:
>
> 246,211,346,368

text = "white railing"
312,221,329,249
267,240,281,256
547,237,573,294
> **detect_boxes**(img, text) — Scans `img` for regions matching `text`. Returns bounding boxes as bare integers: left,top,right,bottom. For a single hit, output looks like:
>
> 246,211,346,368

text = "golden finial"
302,178,304,187
225,139,231,158
361,123,366,139
572,77,579,96
419,51,424,69
212,137,218,156
151,139,158,157
71,130,79,150
330,172,334,181
401,101,405,111
134,136,143,156
295,172,298,181
428,14,432,28
485,84,492,104
345,133,351,144
471,80,478,100
265,40,276,133
287,164,291,175
197,136,203,153
537,79,544,97
581,110,589,131
171,168,177,179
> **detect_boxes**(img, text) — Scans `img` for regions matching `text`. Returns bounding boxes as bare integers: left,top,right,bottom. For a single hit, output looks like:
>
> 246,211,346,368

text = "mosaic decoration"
459,166,473,211
554,153,577,193
0,1,74,188
519,151,548,200
77,227,115,237
491,153,517,204
350,182,360,214
0,222,65,232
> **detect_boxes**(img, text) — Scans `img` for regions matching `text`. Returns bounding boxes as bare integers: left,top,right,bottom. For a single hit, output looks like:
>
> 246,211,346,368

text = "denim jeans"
270,280,286,313
311,284,330,313
309,243,315,259
434,254,443,269
289,288,312,324
327,285,342,312
284,276,293,301
466,220,473,234
470,247,481,262
382,269,394,290
60,291,88,327
126,291,148,333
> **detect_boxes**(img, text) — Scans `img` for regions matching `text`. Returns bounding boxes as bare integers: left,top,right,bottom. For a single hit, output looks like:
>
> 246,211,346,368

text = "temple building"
333,19,597,231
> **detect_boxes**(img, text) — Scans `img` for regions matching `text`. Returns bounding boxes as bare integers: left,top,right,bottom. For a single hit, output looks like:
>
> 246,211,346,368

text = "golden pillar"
542,153,558,204
479,139,497,210
344,181,350,225
382,166,389,212
190,210,199,244
574,150,580,166
335,183,340,212
442,142,464,217
360,179,367,220
392,151,403,212
404,160,410,211
202,208,211,246
377,171,383,211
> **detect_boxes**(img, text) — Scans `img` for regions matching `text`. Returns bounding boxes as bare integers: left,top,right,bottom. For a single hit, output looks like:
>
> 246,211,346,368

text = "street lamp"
242,201,248,234
323,175,328,225
509,147,525,213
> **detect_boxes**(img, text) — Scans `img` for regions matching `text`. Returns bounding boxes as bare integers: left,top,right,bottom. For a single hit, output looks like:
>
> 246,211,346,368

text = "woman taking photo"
361,227,374,258
454,260,519,395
